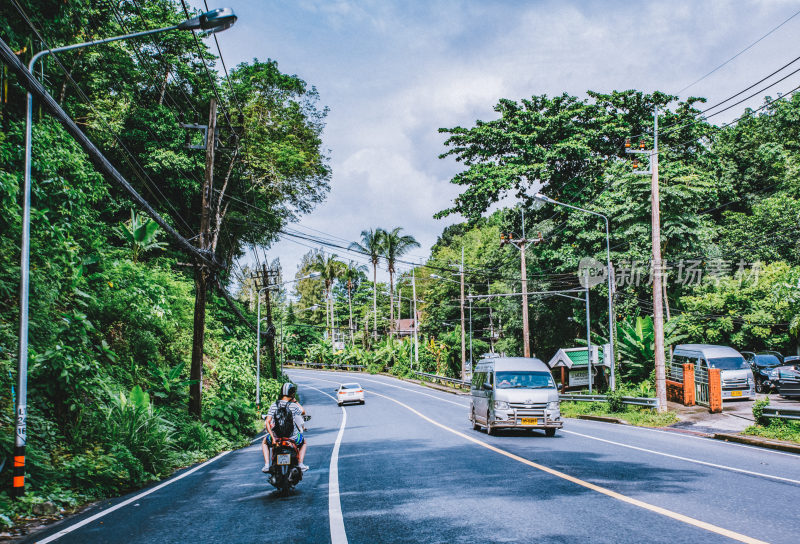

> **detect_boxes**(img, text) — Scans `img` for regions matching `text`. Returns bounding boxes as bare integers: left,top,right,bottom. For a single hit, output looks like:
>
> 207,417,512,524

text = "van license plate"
277,454,291,465
520,418,539,425
731,391,742,397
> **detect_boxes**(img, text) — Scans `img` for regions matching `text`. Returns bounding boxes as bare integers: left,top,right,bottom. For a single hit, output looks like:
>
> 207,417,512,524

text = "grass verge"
560,401,679,427
741,420,800,444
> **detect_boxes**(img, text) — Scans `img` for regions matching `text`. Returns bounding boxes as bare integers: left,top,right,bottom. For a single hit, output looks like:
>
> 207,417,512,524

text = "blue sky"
192,0,800,283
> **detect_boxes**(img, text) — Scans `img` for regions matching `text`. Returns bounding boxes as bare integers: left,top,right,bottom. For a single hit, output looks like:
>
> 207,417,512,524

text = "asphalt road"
26,370,800,544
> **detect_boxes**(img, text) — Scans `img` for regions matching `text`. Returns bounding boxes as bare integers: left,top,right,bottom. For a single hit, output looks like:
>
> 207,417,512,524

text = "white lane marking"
294,370,799,460
569,417,800,459
295,371,798,480
301,383,349,544
562,429,800,485
369,390,768,544
36,450,232,543
290,370,468,407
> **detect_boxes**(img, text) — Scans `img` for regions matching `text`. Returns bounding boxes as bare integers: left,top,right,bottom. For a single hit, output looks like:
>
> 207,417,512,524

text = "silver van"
672,344,755,400
470,356,563,436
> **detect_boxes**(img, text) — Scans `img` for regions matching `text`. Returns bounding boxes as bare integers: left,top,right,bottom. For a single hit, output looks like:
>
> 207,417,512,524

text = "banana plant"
617,316,687,382
114,209,166,262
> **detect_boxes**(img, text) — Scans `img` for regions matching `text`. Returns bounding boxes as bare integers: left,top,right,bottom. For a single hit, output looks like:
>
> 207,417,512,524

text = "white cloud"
203,0,800,279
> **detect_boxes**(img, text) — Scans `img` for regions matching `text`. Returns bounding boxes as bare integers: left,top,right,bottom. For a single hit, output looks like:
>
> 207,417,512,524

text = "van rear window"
495,371,555,389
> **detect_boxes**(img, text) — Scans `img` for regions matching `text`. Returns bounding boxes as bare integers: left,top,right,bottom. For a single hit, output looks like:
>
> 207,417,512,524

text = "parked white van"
470,356,562,436
672,344,755,400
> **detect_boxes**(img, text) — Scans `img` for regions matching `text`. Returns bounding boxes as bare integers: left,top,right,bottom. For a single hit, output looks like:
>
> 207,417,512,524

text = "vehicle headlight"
493,400,509,410
769,369,779,379
547,401,559,410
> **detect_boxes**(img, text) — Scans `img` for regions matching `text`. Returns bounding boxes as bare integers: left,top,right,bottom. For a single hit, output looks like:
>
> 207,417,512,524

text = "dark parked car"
772,356,800,397
742,351,785,393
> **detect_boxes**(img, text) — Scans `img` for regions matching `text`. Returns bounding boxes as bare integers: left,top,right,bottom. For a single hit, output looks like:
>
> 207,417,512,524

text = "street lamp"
13,7,237,498
532,192,616,392
256,272,319,405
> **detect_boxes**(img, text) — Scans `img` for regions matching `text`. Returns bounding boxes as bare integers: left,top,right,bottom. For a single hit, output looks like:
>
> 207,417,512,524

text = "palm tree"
349,229,385,340
342,261,367,345
380,227,420,337
311,251,345,340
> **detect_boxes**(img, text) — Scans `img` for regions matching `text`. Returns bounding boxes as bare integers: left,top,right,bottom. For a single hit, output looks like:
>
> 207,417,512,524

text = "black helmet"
281,382,297,398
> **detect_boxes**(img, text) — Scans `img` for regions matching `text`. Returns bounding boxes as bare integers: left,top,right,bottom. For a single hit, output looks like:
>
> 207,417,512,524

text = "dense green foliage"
423,88,800,379
0,0,328,527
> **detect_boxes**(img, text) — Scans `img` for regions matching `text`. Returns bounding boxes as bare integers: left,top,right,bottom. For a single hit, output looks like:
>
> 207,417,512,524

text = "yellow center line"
370,390,768,544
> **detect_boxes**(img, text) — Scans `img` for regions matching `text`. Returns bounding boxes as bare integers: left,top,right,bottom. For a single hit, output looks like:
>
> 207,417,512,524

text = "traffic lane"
25,385,341,544
350,375,800,543
297,370,800,484
295,371,795,543
563,418,800,480
290,375,737,544
288,369,471,412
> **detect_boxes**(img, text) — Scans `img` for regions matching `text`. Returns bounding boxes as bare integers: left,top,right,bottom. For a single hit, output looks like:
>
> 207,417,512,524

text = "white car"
335,383,365,406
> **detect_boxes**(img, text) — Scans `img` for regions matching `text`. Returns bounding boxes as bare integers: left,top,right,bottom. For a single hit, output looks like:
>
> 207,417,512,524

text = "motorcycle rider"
262,382,309,472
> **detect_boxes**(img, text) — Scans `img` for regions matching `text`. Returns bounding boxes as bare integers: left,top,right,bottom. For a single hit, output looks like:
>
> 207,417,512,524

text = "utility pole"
460,246,466,381
500,209,541,358
190,97,216,418
412,269,419,369
469,287,473,367
257,264,280,379
584,269,593,394
626,106,666,411
488,281,496,353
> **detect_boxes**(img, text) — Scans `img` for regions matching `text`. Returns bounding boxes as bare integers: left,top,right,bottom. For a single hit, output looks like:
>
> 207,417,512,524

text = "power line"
675,6,800,96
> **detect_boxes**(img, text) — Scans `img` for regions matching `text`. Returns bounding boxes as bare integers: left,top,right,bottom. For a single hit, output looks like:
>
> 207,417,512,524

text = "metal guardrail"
559,393,660,409
285,360,366,371
762,406,800,421
412,371,470,388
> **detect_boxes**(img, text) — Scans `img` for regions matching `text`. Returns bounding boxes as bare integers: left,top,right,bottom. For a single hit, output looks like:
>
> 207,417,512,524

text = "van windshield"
708,357,748,370
495,371,555,389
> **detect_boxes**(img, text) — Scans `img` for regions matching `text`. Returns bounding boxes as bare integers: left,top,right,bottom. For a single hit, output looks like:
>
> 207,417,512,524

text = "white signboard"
569,369,589,387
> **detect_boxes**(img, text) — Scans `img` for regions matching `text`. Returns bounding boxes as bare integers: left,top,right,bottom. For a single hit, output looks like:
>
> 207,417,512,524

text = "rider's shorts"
265,433,304,447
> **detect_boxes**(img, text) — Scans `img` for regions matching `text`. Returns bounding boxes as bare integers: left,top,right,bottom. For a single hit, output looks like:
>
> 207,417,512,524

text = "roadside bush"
752,398,770,426
606,388,626,413
56,444,145,495
203,396,256,440
101,386,174,476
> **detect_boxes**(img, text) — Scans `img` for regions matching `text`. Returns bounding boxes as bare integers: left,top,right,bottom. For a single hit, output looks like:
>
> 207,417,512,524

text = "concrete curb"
577,415,631,425
712,433,800,454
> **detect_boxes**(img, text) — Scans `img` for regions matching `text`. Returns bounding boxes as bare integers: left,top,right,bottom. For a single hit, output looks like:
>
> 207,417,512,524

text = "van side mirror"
483,382,492,391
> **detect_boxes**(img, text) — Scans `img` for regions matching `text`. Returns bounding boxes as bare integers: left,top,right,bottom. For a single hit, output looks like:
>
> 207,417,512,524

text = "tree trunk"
189,268,207,417
348,283,354,345
324,287,330,337
389,270,395,338
372,263,377,339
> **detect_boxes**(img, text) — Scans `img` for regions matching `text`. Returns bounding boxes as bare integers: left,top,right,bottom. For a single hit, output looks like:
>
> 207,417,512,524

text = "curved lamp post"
532,192,616,392
13,8,236,497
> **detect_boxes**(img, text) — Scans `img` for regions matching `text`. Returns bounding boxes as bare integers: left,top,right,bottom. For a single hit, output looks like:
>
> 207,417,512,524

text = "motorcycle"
264,414,311,495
